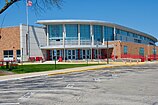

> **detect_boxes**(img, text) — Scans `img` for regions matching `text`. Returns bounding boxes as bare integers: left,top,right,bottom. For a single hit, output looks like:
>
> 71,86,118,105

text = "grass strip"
11,64,100,74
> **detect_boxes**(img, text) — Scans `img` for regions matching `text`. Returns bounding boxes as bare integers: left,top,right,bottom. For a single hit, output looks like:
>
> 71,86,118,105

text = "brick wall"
106,41,158,59
0,27,20,60
107,41,121,58
120,41,158,57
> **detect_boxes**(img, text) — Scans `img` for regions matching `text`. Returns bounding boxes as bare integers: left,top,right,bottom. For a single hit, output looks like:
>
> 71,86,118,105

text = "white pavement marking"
18,92,34,101
65,84,75,88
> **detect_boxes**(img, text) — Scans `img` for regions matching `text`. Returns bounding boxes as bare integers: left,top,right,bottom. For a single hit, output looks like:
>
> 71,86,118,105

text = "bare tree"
0,0,63,14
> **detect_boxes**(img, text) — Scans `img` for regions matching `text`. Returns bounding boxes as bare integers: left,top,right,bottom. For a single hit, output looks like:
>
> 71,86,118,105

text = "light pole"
91,36,93,61
154,45,156,60
64,36,66,62
106,34,109,64
97,40,99,64
97,40,99,59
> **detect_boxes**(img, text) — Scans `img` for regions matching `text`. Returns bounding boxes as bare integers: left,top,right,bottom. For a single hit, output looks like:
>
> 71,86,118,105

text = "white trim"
102,26,104,45
46,25,49,46
113,26,116,59
78,24,80,45
90,24,94,45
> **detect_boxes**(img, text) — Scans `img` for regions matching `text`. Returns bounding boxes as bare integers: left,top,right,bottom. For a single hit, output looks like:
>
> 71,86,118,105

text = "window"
66,24,78,40
127,32,130,37
124,46,128,54
87,50,91,59
93,25,103,42
116,29,120,34
128,32,133,37
16,50,21,57
153,48,156,55
120,36,122,41
48,25,63,40
80,24,90,40
120,30,128,36
134,39,141,43
4,50,13,58
139,48,144,56
140,36,144,40
133,34,138,38
144,37,147,41
104,26,114,41
125,37,128,41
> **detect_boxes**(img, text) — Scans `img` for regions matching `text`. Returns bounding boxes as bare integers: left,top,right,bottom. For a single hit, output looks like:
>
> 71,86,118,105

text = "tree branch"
0,0,19,14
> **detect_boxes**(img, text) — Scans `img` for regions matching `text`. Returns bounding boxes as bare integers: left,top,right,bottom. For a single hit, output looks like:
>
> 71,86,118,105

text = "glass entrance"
47,49,62,60
67,50,71,59
72,50,76,59
47,49,105,61
80,49,91,59
67,49,76,60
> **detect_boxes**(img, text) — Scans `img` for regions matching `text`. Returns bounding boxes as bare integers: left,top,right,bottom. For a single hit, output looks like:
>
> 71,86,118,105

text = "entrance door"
46,50,53,60
57,50,60,59
52,50,62,60
82,49,91,59
67,50,72,60
72,50,76,60
82,50,85,59
67,50,76,60
87,50,91,59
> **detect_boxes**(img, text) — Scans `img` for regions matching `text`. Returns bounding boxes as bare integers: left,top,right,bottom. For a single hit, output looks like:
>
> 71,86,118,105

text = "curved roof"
37,20,157,42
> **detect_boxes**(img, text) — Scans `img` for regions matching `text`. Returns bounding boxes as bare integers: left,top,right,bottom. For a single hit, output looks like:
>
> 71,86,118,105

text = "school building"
0,20,157,62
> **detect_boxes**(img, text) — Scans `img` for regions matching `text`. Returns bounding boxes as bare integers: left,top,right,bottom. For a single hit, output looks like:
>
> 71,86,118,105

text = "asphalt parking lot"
0,62,158,105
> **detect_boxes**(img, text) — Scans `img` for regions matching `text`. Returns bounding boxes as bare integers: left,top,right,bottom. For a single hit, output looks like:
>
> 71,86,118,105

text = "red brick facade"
108,41,158,60
0,27,20,60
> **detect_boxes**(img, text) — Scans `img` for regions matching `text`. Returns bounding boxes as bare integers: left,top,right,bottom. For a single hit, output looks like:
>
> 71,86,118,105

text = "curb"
0,62,146,82
48,62,146,76
48,65,113,76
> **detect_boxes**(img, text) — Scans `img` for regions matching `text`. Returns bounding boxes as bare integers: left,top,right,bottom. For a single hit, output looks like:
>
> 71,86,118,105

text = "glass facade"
80,24,90,40
48,49,93,60
128,32,133,37
104,26,114,41
66,24,78,40
93,25,103,42
48,25,63,40
116,28,156,44
120,36,122,41
120,30,128,36
47,24,156,46
46,22,157,49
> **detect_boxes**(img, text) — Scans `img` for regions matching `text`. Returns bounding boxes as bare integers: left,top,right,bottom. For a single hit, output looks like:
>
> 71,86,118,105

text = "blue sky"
0,0,158,39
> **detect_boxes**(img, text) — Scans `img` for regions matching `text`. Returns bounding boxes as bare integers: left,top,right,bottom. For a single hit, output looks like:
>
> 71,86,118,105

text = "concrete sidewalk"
0,62,146,82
